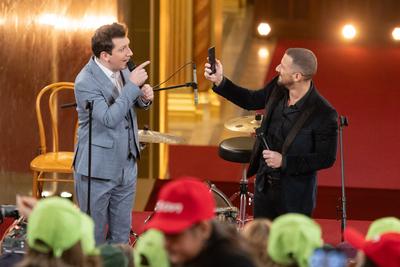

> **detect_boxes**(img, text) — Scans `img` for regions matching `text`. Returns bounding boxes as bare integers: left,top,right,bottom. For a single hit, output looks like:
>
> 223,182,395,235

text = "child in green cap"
16,197,101,267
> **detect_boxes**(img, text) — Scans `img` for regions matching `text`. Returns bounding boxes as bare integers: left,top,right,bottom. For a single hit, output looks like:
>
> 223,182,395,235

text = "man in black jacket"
204,48,338,219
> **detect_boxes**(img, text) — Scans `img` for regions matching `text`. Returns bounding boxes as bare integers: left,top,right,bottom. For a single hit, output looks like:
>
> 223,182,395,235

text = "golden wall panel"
0,0,118,173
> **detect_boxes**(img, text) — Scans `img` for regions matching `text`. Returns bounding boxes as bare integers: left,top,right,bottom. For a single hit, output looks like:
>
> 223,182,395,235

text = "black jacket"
213,76,338,213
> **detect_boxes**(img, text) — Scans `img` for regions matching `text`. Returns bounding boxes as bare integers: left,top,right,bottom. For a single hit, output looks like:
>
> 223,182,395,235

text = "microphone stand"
339,115,348,242
86,100,94,216
153,82,196,92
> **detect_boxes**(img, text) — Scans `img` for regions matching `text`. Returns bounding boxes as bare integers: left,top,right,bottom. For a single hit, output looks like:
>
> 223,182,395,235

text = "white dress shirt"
94,57,122,93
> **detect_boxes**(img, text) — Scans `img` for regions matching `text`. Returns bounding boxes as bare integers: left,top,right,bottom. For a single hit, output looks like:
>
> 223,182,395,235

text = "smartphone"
208,46,216,74
310,248,347,267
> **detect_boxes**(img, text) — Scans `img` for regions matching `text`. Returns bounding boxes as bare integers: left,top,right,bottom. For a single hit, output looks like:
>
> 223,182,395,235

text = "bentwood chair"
30,82,77,198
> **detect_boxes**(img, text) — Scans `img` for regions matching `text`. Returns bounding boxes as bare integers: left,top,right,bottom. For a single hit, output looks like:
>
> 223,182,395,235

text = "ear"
197,220,212,240
100,51,111,62
294,72,303,81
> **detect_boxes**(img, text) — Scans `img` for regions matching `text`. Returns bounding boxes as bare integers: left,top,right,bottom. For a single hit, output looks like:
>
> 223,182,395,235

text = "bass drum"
207,182,238,224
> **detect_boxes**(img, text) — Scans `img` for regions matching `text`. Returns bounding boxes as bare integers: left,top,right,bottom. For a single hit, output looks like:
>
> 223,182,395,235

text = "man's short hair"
285,48,318,80
91,22,128,58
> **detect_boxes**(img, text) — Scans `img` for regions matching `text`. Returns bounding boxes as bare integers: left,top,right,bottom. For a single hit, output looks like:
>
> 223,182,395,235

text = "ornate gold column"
159,0,193,178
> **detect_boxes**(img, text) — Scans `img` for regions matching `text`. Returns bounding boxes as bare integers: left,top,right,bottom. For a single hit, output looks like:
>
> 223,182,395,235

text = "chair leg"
32,171,39,198
37,172,44,198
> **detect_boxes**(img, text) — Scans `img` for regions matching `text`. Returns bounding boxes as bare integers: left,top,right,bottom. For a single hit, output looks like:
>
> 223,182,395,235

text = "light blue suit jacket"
73,57,149,180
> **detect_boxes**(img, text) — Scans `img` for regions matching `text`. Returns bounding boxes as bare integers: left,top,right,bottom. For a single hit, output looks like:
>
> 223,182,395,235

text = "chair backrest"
35,82,77,154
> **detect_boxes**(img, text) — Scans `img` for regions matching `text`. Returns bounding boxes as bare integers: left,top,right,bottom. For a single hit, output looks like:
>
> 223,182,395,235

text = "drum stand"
230,164,254,229
218,136,255,229
129,211,155,247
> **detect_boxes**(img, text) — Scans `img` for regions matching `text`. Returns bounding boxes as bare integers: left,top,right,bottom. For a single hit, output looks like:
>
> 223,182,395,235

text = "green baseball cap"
267,213,323,267
27,197,97,257
366,217,400,240
134,229,170,267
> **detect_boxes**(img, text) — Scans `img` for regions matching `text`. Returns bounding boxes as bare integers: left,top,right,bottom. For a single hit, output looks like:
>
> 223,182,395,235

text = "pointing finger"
136,60,151,70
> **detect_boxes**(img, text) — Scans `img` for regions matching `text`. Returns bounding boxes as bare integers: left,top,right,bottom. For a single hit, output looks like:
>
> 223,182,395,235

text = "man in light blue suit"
73,23,153,244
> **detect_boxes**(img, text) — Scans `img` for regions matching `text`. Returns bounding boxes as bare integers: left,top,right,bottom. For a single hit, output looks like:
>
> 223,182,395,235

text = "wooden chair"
30,82,77,198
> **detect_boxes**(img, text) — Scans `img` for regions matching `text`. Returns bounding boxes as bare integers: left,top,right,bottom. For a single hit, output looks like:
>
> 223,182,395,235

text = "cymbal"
224,115,263,133
138,129,185,144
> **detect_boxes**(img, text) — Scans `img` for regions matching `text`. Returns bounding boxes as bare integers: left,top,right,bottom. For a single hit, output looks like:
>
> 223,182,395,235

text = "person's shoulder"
75,59,97,88
313,88,337,115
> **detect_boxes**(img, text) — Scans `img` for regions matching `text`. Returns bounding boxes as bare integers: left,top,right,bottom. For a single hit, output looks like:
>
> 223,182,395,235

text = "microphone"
60,102,77,109
255,128,270,150
192,63,198,105
127,60,136,72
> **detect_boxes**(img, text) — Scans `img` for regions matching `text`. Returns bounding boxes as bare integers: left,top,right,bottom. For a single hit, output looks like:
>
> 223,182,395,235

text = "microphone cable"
151,61,194,90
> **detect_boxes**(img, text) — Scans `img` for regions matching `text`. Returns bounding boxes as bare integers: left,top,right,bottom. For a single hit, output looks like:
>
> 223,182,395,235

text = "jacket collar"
87,56,120,100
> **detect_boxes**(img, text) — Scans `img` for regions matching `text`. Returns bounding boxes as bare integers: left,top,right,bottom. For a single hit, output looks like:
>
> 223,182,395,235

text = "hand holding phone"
208,46,216,74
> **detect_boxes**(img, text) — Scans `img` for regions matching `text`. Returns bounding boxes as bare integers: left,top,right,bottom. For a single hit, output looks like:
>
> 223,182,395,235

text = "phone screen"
208,47,216,74
310,248,347,267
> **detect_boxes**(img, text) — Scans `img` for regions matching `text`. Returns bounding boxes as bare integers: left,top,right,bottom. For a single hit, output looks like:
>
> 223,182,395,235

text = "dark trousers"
253,174,313,219
254,174,284,220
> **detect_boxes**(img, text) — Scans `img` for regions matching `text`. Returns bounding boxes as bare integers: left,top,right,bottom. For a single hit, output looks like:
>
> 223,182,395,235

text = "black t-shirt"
258,87,313,178
183,223,256,267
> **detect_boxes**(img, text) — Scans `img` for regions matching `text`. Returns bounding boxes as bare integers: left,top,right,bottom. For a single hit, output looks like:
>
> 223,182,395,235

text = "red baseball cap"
344,227,400,267
145,177,216,234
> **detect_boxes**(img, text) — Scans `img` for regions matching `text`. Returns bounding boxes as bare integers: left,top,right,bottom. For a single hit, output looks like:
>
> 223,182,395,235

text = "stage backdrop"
0,0,118,200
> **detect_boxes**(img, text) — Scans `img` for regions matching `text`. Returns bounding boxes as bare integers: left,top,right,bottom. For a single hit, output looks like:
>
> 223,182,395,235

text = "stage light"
257,22,271,36
79,15,118,30
41,191,52,198
392,27,400,41
60,191,72,198
37,13,117,31
258,47,269,59
342,24,357,39
60,191,73,201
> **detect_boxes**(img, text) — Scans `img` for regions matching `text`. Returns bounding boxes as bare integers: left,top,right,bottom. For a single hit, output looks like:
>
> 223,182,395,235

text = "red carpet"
315,218,370,245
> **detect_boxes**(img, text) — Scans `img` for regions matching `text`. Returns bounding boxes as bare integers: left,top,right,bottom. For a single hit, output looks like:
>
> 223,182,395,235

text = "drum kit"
137,114,261,228
134,114,262,235
221,114,262,227
224,114,263,133
138,113,262,145
138,129,185,145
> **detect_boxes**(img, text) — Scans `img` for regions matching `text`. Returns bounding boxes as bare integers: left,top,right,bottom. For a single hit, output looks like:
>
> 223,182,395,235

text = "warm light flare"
342,24,357,39
257,22,271,36
41,191,52,197
392,27,400,41
36,13,117,31
60,191,73,198
258,47,269,59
